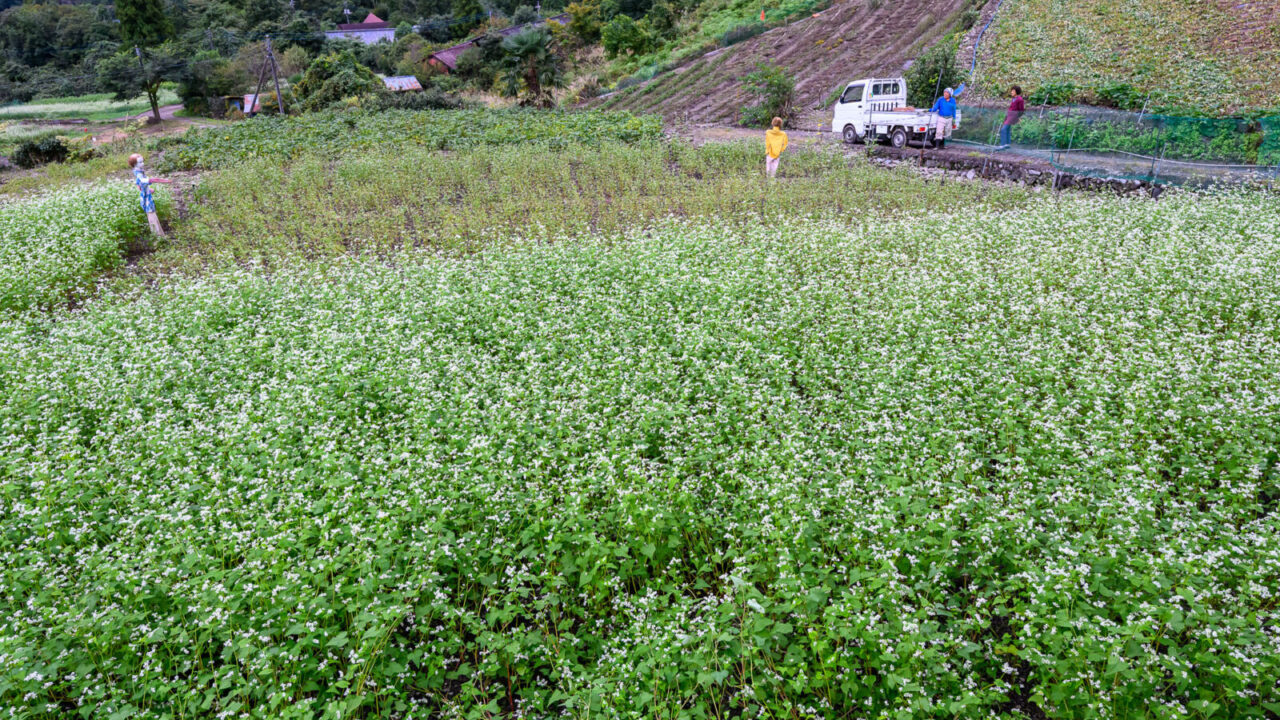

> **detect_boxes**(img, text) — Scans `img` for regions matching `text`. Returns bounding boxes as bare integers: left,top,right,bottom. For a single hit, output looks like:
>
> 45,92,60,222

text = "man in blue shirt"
929,83,966,148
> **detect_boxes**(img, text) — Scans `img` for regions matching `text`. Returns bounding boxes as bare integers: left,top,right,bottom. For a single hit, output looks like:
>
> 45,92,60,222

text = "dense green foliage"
2,190,1279,717
0,184,150,313
115,0,174,48
906,38,963,110
738,62,795,127
166,109,662,169
293,50,386,112
156,142,1028,270
602,14,656,58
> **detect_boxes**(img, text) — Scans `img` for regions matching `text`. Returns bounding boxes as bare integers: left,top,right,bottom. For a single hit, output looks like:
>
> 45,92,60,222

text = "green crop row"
166,109,665,171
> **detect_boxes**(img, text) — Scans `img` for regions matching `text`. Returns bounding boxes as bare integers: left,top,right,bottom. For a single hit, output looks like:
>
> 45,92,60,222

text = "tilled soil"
597,0,976,123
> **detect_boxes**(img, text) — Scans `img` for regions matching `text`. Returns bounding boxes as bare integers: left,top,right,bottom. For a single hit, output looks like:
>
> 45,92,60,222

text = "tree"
451,0,485,38
115,0,174,48
566,0,603,43
647,1,677,37
905,39,962,109
418,14,454,43
176,50,242,116
601,14,652,58
498,28,562,107
98,43,182,123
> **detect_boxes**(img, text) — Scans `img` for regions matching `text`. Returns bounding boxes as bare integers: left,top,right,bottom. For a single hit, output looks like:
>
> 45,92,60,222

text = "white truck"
830,77,959,148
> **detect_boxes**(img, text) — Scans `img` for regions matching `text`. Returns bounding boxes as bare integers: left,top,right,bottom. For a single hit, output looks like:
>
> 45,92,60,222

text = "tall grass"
0,89,181,121
155,141,1030,272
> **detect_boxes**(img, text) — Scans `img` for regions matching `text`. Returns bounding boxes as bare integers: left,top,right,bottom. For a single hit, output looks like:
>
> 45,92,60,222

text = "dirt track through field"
597,0,975,124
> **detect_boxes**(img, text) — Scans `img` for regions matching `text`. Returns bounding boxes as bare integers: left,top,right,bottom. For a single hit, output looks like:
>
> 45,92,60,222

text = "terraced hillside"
596,0,972,124
974,0,1280,114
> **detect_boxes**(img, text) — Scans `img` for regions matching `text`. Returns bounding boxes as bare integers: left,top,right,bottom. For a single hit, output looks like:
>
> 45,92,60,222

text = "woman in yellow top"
765,116,788,178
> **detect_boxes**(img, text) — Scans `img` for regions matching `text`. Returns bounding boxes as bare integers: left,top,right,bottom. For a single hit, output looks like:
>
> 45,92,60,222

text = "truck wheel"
890,128,908,148
842,124,861,144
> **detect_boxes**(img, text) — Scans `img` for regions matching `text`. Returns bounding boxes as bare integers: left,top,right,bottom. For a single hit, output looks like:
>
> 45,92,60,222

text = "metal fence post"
1152,141,1167,185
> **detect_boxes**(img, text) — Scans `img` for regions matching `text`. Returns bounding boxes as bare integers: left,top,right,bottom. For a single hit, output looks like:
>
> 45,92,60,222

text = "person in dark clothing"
999,85,1025,148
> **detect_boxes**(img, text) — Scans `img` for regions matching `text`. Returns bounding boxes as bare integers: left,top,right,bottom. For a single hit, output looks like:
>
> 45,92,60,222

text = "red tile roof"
338,13,391,30
428,14,569,70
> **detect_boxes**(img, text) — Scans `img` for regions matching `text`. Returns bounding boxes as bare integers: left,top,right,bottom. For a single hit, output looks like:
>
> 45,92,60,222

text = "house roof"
383,75,423,91
428,14,569,70
337,13,391,30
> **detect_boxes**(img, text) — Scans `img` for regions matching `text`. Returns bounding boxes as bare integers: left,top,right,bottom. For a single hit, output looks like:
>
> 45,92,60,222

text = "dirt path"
121,103,184,123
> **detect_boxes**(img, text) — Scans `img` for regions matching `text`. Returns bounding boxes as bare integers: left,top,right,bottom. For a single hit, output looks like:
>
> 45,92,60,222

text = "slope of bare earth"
594,0,975,125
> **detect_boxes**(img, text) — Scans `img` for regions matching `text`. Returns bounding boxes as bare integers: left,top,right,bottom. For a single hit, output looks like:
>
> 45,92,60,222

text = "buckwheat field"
2,184,1278,718
0,184,150,313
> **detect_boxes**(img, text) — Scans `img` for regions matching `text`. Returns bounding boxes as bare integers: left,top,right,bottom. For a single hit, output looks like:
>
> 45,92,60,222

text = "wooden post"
266,35,286,115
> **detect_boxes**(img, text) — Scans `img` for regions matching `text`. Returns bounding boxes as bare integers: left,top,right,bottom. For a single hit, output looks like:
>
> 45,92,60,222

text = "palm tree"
499,28,563,108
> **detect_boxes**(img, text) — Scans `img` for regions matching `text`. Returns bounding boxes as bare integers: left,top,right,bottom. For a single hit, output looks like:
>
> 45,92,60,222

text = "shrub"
720,22,765,47
279,46,311,77
1028,80,1078,106
11,135,68,168
739,62,795,126
512,4,539,25
1096,81,1146,111
293,51,385,112
906,39,963,108
647,0,678,36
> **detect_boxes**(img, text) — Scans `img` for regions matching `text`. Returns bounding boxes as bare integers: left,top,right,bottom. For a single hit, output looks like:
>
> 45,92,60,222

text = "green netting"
1261,116,1280,166
952,104,1280,187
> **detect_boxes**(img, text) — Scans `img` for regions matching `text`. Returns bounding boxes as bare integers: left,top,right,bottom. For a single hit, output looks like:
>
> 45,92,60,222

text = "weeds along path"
598,0,973,123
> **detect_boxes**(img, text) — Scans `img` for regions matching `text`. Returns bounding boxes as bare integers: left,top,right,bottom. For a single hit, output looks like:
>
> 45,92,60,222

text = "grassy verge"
150,141,1031,273
0,89,181,121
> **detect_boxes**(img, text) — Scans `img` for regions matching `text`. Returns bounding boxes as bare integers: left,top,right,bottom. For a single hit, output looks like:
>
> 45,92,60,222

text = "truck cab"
831,76,954,147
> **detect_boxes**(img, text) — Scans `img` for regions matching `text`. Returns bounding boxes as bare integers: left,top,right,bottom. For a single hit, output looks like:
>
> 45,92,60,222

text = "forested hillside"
0,0,549,105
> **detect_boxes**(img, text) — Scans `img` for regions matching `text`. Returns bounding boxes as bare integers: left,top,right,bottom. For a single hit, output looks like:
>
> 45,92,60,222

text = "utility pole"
249,44,269,116
266,35,286,115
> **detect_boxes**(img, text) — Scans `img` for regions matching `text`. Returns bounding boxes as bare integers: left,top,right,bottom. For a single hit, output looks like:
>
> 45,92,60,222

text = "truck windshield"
840,85,864,104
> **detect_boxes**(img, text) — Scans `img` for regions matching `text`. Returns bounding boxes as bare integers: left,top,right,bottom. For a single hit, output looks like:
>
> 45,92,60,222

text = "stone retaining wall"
867,146,1165,196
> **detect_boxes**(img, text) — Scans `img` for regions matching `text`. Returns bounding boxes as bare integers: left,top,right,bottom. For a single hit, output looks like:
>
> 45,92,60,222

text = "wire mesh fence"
951,104,1280,188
